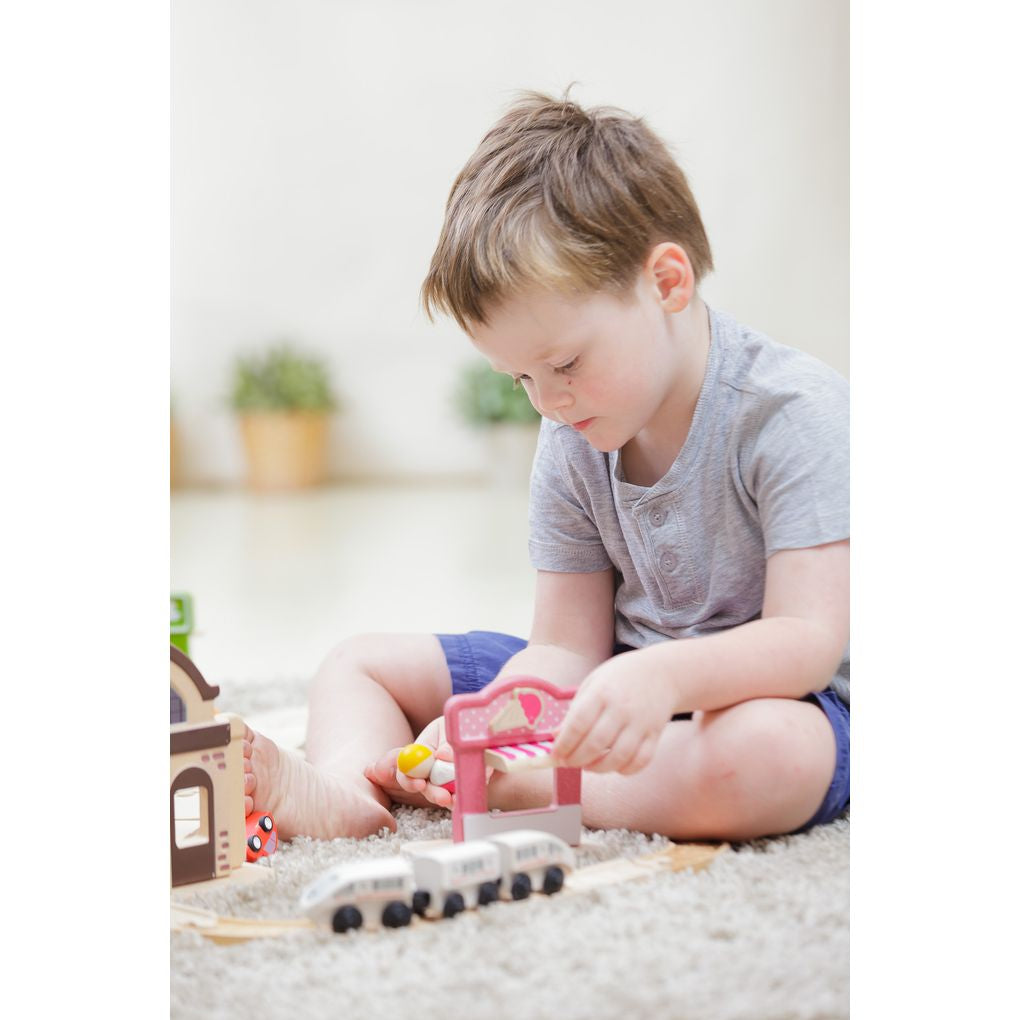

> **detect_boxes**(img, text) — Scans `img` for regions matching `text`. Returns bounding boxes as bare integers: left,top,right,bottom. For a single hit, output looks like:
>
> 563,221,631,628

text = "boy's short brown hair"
421,91,713,331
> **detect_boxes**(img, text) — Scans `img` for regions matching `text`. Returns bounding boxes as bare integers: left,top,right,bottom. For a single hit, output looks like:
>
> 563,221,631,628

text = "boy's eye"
510,357,577,387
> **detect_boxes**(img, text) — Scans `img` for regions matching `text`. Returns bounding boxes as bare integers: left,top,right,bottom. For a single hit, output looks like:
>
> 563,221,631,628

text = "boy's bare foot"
242,724,397,841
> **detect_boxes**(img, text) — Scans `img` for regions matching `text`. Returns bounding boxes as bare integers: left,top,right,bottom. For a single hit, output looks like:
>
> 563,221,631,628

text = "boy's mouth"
571,417,595,431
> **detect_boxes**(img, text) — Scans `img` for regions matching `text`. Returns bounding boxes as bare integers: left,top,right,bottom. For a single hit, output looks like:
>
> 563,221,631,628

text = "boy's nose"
532,378,572,417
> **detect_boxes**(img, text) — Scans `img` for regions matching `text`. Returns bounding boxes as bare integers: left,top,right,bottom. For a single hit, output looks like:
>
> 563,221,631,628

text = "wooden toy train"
299,829,575,933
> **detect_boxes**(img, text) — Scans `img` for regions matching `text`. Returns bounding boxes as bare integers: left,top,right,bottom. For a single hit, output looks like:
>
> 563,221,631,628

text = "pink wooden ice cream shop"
444,675,582,846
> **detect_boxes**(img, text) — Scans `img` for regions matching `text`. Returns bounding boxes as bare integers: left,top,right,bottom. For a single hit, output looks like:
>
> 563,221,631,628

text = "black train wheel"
543,866,565,895
332,905,363,934
443,892,466,918
477,880,501,906
381,901,413,928
511,873,532,900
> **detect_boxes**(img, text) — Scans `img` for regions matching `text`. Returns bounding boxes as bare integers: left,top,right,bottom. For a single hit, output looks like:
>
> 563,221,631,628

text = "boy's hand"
552,651,676,774
363,716,456,809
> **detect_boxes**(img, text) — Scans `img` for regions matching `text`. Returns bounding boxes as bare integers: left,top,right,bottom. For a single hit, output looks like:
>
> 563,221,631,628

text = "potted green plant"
230,345,339,490
454,361,541,487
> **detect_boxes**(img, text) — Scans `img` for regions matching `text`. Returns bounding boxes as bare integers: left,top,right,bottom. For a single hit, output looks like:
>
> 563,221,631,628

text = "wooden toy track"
170,841,728,943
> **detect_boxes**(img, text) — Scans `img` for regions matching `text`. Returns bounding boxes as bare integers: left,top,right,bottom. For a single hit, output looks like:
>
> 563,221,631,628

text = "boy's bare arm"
643,538,850,709
494,567,617,687
553,540,849,772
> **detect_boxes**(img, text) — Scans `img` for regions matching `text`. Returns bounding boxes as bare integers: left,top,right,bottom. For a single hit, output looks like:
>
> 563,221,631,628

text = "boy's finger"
588,727,641,774
364,761,405,793
424,784,453,809
417,717,445,748
556,710,621,768
618,734,659,776
552,697,602,762
395,770,426,795
573,728,625,770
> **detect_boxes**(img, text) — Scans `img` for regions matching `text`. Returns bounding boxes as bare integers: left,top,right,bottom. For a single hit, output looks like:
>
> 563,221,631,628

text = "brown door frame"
170,766,217,887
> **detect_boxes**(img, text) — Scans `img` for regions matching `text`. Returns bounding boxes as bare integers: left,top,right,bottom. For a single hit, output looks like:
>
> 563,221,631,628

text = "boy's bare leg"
486,697,837,841
243,634,452,840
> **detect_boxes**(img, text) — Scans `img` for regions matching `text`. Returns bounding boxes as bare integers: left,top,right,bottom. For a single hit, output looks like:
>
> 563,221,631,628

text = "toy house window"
173,786,210,848
171,688,186,724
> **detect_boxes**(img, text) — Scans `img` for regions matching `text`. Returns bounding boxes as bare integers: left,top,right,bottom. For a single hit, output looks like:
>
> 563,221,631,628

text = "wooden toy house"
170,645,246,887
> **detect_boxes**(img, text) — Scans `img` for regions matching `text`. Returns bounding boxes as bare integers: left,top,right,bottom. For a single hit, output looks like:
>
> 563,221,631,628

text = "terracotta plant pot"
170,418,180,489
239,411,330,490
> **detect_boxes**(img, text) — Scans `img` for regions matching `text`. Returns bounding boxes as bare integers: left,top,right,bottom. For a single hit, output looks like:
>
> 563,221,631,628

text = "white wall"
173,0,849,486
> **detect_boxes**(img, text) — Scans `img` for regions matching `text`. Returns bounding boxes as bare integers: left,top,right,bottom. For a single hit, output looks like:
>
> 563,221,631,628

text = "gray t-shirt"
528,306,850,703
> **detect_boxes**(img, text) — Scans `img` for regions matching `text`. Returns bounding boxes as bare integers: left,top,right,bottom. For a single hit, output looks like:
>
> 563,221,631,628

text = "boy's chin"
582,432,621,454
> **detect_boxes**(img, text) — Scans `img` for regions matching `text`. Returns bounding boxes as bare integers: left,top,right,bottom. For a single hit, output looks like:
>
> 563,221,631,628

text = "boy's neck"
622,296,711,485
650,295,712,440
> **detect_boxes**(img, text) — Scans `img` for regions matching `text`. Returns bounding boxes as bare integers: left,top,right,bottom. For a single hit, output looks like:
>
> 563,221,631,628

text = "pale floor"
170,482,535,746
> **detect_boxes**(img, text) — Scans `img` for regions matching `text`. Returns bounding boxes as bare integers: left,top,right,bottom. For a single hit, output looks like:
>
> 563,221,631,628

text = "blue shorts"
435,630,850,832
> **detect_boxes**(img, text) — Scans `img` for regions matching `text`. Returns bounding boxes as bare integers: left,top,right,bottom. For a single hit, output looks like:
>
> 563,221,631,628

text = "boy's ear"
646,242,695,312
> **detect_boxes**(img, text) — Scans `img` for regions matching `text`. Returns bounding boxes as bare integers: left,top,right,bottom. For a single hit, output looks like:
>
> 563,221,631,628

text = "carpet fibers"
171,810,848,1020
171,680,848,1020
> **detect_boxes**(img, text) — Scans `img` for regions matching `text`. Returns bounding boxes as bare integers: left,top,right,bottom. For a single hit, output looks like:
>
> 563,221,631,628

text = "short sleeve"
528,420,614,572
747,376,849,557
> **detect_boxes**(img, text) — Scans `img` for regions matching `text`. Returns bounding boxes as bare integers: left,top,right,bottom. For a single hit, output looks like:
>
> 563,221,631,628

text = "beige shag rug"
170,682,849,1020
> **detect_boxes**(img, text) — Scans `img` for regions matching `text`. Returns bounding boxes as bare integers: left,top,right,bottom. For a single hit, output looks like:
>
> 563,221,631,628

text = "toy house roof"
170,645,220,702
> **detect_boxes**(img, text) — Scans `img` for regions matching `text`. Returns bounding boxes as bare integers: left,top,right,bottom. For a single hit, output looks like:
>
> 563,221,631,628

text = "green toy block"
170,592,194,656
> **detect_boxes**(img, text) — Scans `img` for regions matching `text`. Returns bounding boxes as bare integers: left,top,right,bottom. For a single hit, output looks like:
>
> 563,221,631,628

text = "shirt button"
651,511,665,527
660,553,676,571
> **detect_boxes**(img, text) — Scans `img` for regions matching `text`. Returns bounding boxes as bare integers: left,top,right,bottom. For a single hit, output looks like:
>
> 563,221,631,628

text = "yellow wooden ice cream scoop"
397,742,456,791
397,742,436,779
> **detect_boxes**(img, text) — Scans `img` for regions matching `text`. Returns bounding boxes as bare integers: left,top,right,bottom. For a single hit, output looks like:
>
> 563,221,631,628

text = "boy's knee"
320,633,389,671
311,634,373,689
310,634,400,698
685,699,833,835
683,702,794,824
311,632,452,730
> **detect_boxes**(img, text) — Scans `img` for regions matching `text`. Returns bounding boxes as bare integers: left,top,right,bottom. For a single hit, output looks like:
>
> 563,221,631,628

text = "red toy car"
245,812,277,862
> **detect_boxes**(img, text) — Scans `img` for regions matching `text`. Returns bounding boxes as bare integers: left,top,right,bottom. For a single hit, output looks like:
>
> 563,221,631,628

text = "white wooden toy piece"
397,743,456,790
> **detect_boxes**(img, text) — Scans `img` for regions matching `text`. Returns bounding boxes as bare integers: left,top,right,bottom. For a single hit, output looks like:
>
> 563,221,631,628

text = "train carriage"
409,841,503,918
487,830,575,899
299,830,575,933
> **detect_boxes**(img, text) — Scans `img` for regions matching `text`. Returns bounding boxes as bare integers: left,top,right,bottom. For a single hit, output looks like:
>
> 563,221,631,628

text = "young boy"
243,92,849,843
